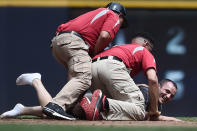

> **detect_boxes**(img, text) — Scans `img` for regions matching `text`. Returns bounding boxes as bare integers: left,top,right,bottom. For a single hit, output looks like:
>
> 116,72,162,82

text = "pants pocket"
70,54,92,76
57,39,72,46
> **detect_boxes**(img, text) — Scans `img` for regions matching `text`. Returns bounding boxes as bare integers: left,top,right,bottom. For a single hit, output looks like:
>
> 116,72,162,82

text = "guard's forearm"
148,81,159,114
93,31,111,56
93,38,111,56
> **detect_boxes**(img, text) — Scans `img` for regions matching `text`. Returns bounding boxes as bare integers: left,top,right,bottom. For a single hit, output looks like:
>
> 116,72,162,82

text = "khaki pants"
50,33,92,110
91,56,145,120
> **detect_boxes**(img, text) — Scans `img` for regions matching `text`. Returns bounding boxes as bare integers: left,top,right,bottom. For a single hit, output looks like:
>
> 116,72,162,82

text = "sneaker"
42,102,76,120
70,90,93,120
80,89,105,120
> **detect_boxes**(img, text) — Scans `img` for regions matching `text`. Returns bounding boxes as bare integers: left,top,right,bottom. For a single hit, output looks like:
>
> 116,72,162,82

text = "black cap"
106,2,126,16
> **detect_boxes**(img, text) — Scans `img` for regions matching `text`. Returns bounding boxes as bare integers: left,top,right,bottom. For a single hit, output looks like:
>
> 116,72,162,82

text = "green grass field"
0,123,197,131
0,124,197,131
0,117,197,131
179,117,197,122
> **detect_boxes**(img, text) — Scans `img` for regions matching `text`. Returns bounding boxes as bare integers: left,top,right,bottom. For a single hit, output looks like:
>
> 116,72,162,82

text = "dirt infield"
0,119,197,127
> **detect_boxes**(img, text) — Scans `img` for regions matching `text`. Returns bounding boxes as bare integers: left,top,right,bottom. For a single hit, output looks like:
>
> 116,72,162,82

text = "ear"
142,41,148,48
143,39,149,46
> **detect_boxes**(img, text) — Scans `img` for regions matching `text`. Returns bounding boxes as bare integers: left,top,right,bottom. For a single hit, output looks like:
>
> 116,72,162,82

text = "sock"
0,103,24,118
16,73,41,86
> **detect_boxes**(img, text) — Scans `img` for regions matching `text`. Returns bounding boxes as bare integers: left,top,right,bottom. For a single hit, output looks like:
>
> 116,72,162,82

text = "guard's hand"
146,111,161,121
148,111,161,116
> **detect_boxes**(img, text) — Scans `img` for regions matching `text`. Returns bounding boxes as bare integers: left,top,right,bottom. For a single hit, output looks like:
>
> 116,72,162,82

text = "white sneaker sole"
43,107,76,120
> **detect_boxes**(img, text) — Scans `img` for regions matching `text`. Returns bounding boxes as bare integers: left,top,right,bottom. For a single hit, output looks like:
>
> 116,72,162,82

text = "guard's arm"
146,68,160,117
93,31,112,56
145,112,182,121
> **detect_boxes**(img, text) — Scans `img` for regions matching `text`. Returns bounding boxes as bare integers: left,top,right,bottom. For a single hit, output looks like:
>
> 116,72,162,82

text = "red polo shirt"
93,43,156,77
57,8,120,54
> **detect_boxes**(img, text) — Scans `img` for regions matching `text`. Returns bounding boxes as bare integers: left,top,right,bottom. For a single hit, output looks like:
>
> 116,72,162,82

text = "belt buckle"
56,32,59,36
70,31,75,35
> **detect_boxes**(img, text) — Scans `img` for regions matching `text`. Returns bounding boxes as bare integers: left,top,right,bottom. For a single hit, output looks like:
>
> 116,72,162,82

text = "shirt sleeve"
142,49,157,73
101,11,120,39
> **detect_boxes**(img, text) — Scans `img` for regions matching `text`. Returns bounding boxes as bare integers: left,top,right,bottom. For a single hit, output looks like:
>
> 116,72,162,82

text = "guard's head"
131,32,155,52
106,2,127,28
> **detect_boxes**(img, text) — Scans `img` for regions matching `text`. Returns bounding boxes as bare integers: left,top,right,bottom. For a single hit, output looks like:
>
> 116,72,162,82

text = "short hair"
132,32,155,47
159,79,178,90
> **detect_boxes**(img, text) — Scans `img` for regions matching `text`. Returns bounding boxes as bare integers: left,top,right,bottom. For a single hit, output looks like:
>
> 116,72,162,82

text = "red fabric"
56,8,120,54
93,43,156,77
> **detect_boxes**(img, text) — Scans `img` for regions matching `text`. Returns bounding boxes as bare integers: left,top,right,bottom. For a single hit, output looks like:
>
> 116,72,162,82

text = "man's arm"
157,115,183,121
93,31,112,56
145,112,182,121
146,68,160,117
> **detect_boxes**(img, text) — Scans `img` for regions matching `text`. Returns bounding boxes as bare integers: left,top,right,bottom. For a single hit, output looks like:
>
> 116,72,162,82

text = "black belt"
92,56,123,63
57,31,83,40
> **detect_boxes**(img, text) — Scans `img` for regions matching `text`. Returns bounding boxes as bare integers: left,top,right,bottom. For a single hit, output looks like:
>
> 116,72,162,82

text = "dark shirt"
138,85,162,112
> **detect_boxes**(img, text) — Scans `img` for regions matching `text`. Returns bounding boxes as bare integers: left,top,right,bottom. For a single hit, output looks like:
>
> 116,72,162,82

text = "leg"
16,73,52,107
15,73,75,119
82,58,146,120
42,34,91,120
51,45,91,110
20,106,45,117
0,104,44,118
80,89,145,121
80,89,106,120
52,53,92,109
1,73,53,118
32,79,52,107
102,98,145,120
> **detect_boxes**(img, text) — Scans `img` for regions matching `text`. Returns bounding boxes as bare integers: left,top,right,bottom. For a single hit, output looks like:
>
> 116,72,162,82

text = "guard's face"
118,14,124,28
159,82,177,104
143,39,153,52
144,42,153,52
